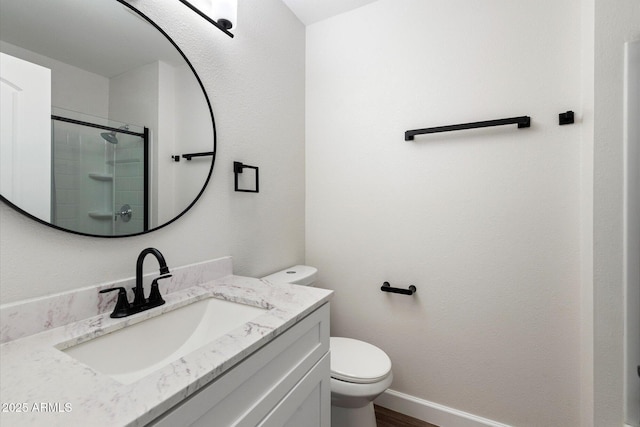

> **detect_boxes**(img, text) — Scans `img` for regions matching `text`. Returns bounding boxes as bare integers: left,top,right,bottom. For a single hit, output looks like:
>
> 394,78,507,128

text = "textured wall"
306,0,582,425
0,0,306,303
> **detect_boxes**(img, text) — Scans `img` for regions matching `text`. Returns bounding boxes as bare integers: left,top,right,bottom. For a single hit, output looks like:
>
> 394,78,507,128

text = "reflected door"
0,52,51,221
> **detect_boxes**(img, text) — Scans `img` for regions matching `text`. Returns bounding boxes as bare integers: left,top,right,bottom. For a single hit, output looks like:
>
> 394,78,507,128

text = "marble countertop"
0,275,332,427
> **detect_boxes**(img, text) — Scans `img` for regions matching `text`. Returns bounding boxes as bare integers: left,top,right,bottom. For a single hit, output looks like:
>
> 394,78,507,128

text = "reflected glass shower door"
111,126,148,236
51,110,148,236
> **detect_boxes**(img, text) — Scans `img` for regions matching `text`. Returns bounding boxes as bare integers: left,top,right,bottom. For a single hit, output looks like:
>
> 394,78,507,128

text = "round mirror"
0,0,216,237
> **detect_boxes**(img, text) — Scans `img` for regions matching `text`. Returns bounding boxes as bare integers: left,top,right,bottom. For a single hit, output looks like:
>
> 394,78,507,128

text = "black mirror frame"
0,0,217,238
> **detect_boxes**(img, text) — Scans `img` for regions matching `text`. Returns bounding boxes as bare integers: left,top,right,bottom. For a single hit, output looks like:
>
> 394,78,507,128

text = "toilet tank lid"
330,337,392,384
261,265,318,286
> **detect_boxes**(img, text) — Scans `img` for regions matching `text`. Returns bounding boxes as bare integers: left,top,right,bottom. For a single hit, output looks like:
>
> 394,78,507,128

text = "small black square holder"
559,111,575,125
234,162,259,193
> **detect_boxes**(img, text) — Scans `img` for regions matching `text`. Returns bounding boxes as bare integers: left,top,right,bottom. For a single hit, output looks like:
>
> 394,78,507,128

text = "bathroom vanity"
0,258,332,426
154,303,330,427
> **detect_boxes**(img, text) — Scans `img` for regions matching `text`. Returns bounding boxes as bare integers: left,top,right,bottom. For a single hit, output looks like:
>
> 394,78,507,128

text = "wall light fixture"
178,0,237,38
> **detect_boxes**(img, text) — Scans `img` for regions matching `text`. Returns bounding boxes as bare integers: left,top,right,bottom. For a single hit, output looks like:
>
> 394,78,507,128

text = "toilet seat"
330,337,392,384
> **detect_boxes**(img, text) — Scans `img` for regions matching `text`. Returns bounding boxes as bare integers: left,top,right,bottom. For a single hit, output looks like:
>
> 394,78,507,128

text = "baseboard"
374,389,512,427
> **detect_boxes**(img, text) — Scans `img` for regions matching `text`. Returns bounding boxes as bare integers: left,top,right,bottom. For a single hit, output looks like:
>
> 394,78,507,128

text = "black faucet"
100,247,172,318
133,248,170,306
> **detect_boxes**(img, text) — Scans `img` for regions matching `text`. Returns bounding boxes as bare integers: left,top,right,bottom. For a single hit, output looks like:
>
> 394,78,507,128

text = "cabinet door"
258,353,330,427
151,303,330,427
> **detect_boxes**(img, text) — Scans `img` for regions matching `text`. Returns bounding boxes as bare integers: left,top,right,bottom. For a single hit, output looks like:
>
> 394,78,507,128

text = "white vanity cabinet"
151,303,331,427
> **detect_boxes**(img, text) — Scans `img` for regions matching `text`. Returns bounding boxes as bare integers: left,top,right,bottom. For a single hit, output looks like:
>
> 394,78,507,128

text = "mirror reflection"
0,0,216,237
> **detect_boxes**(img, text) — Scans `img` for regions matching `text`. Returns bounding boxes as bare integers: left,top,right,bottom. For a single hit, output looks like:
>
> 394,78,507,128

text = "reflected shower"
50,114,149,236
101,125,129,144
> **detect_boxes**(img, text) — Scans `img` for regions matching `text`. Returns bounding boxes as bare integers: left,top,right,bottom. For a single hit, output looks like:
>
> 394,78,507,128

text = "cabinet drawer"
151,303,330,427
258,352,330,427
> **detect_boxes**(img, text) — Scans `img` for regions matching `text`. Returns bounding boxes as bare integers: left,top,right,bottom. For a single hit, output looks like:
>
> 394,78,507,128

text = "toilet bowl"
262,266,393,427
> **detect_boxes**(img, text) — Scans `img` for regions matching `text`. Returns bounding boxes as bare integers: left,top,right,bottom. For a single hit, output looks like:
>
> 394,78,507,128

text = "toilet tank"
262,265,317,287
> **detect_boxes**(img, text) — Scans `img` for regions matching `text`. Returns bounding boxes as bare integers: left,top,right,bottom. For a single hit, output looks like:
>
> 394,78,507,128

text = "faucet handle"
149,274,172,305
99,287,131,318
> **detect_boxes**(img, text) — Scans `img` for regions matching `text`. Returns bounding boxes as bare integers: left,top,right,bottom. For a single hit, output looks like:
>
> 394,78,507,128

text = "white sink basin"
61,298,268,384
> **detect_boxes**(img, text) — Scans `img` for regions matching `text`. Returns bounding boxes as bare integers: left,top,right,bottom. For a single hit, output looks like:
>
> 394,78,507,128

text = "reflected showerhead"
100,125,129,144
100,131,118,144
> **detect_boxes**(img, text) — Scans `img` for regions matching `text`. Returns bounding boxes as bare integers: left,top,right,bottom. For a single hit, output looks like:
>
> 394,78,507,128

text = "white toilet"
262,265,393,427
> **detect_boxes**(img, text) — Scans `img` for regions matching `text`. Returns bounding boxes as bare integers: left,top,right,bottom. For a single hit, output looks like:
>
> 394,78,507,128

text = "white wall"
306,0,582,425
579,2,595,425
0,41,110,119
108,62,159,128
0,0,306,303
173,63,214,215
155,61,177,228
624,39,640,427
109,61,159,234
590,1,640,426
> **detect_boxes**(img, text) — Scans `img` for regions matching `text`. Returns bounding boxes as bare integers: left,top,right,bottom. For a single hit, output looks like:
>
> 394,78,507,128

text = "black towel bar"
172,151,215,161
380,282,416,295
182,151,215,161
405,116,531,140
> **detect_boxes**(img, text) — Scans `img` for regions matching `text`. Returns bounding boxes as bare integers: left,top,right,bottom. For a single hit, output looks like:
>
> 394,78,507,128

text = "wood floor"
374,405,439,427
